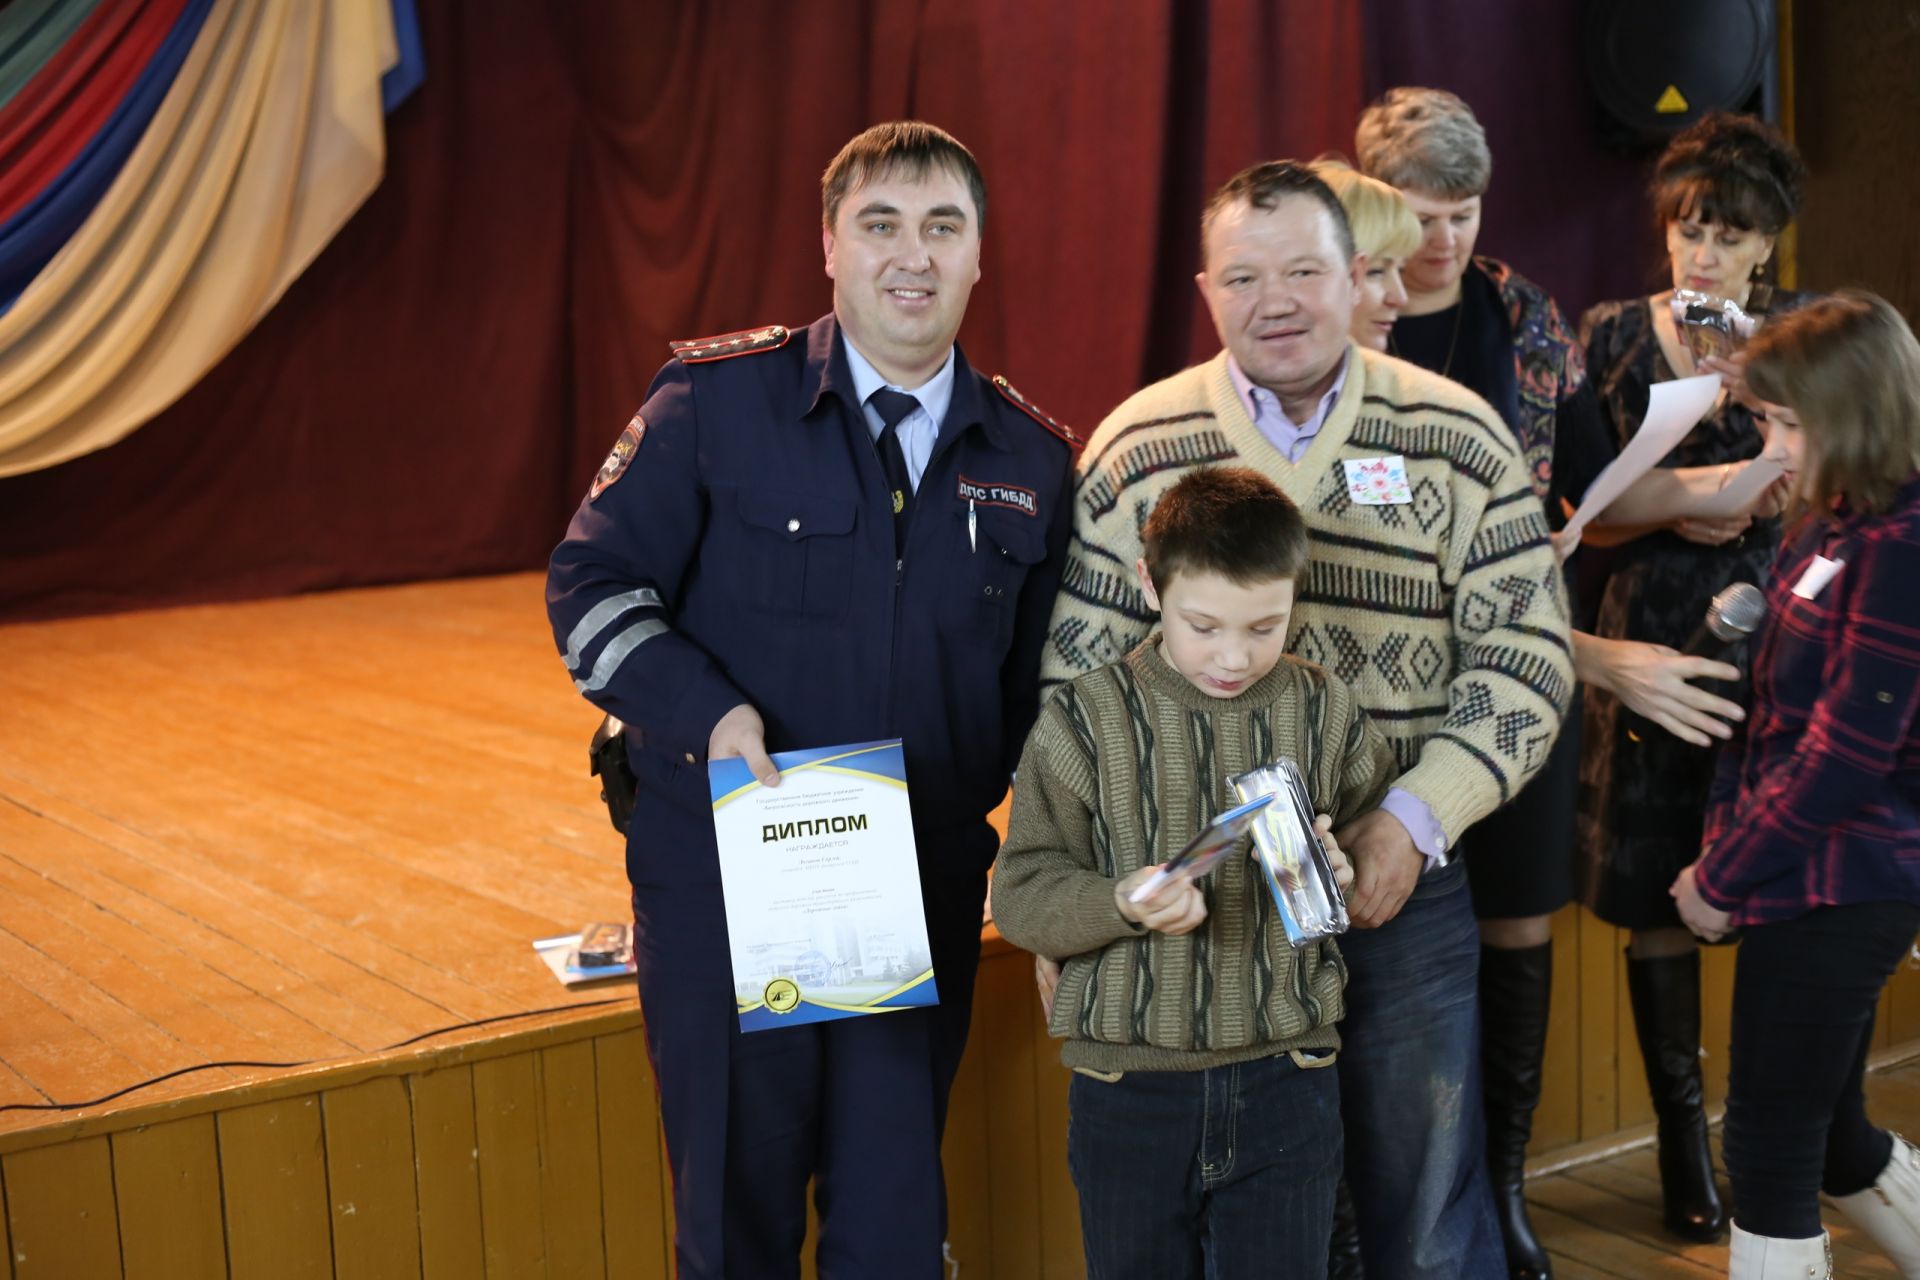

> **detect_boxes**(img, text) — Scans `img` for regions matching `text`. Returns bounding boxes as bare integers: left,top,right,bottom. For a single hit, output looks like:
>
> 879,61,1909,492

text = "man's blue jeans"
1337,860,1505,1277
1067,1048,1344,1279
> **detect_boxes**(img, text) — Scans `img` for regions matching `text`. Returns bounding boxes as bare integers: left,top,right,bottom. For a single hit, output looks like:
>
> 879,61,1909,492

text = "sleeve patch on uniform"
991,375,1084,449
589,415,645,501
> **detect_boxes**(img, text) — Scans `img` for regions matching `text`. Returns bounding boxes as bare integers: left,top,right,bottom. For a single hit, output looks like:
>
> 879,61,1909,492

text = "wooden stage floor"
5,572,1919,1277
0,573,632,1140
1530,1054,1920,1277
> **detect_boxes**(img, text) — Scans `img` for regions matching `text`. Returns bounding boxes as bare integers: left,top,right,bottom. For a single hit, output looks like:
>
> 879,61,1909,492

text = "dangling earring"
1749,254,1775,314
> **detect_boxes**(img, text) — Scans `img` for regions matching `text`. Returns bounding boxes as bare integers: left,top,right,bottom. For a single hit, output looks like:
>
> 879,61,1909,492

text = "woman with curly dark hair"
1577,111,1812,1247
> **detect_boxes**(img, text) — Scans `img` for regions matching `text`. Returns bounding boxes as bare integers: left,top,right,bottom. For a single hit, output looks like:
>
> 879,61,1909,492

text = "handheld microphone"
1625,582,1766,747
1682,582,1766,661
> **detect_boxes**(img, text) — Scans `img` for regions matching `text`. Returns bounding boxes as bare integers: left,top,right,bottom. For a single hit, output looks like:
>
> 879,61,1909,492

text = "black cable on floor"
0,995,636,1114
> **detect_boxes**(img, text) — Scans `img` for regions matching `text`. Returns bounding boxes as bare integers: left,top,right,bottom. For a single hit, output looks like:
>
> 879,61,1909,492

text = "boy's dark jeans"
1067,1047,1343,1279
1724,898,1920,1238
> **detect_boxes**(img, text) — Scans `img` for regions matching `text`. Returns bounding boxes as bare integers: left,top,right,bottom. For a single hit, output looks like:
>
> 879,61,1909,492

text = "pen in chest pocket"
968,498,977,553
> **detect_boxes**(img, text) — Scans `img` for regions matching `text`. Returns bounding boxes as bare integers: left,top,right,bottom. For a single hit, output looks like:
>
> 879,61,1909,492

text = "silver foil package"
1670,288,1758,363
1230,759,1349,947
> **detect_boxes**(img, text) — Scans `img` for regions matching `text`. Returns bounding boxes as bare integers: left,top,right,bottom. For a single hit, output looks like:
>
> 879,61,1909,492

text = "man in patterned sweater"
1039,162,1572,1277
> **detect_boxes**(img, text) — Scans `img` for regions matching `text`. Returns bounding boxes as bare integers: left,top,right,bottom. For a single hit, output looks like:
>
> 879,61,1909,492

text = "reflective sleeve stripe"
574,619,669,694
563,587,664,672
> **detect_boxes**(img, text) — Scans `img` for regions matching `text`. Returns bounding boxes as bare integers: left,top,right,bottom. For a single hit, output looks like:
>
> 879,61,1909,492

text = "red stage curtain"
0,0,1362,621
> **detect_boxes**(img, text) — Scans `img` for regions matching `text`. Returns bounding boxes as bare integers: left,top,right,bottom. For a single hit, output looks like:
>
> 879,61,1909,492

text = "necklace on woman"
1388,300,1465,379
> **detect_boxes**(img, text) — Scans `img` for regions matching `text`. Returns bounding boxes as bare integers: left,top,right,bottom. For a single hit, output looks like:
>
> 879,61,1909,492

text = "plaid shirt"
1698,473,1920,925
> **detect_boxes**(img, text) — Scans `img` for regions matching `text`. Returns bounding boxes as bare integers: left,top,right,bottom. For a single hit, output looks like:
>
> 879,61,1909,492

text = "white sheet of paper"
1691,458,1785,518
1563,373,1723,539
709,740,938,1031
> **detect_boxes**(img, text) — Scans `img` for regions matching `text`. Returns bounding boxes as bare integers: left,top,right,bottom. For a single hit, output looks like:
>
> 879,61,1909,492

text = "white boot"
1729,1222,1831,1278
1833,1133,1920,1277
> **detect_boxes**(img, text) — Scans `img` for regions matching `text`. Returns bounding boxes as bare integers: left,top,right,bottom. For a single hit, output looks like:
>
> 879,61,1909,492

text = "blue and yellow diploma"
709,739,939,1032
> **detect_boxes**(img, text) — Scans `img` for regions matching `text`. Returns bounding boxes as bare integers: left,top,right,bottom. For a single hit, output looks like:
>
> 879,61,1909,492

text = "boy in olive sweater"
992,467,1398,1278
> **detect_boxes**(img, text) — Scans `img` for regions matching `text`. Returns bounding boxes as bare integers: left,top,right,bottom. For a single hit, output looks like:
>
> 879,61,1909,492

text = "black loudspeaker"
1584,0,1776,141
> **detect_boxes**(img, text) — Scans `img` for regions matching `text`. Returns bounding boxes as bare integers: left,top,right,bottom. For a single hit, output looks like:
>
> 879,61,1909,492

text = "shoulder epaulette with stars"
670,325,792,363
992,375,1083,450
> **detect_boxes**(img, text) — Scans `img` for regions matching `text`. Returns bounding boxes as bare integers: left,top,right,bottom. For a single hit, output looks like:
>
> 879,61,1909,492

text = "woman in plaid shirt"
1671,292,1920,1278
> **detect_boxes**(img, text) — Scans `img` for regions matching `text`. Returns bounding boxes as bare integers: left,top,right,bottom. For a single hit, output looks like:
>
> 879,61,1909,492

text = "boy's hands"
1314,814,1356,894
1115,866,1209,935
1034,819,1356,1020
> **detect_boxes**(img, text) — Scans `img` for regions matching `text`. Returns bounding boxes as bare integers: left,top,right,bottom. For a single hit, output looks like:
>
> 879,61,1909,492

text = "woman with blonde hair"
1310,159,1419,352
1673,291,1920,1278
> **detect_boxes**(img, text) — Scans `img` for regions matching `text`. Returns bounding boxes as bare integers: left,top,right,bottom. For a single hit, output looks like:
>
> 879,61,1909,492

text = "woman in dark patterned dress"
1577,112,1810,1248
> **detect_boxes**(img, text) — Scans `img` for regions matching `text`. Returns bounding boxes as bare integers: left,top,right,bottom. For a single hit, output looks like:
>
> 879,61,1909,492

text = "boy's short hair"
1142,467,1309,596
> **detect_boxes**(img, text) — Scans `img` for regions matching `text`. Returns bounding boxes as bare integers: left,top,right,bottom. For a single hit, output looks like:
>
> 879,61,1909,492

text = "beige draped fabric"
0,0,397,477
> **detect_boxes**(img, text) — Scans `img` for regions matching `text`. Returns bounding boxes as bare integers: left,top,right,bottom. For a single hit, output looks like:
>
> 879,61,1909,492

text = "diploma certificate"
709,739,938,1032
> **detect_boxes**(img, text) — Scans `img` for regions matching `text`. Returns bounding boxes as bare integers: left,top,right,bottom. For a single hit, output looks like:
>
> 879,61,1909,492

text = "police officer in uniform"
546,121,1077,1278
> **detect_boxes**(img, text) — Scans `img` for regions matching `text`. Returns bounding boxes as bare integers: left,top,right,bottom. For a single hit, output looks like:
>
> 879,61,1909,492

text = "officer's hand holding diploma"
710,703,781,787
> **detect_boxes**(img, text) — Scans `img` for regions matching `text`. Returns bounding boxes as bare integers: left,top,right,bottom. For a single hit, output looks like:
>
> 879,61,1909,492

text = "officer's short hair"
822,122,988,231
1142,467,1309,597
1199,161,1356,269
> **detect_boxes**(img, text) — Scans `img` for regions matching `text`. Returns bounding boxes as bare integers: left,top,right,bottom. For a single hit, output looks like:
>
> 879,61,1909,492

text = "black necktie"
867,388,920,551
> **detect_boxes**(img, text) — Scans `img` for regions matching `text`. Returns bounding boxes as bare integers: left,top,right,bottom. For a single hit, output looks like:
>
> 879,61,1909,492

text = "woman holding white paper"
1571,112,1814,1247
1670,291,1920,1278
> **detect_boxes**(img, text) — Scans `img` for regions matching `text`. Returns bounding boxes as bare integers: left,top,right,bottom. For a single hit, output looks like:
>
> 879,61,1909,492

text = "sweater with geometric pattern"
992,639,1399,1072
1040,344,1573,844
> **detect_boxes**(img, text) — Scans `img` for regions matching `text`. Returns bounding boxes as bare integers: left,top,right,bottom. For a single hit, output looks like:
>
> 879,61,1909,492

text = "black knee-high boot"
1481,942,1554,1279
1625,949,1728,1242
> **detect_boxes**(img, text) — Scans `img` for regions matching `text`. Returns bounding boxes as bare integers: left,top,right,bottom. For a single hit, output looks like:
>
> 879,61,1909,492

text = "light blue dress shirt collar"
842,338,955,492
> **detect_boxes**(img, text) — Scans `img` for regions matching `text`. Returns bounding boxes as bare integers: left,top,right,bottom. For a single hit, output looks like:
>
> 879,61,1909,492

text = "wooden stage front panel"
2,573,1918,1278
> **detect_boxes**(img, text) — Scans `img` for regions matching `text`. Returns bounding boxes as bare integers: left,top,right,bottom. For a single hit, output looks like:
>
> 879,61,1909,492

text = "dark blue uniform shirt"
547,314,1076,888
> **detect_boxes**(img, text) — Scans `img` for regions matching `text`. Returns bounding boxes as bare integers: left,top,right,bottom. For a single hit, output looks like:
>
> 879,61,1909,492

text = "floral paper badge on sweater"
1342,455,1412,506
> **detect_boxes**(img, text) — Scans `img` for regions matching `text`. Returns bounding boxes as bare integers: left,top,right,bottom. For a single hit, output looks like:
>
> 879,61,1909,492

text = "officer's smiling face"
824,165,982,388
1196,194,1361,422
1136,561,1296,699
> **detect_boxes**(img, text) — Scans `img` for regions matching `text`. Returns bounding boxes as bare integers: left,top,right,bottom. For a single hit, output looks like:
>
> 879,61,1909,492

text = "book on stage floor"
709,739,937,1032
1232,759,1350,946
532,923,637,986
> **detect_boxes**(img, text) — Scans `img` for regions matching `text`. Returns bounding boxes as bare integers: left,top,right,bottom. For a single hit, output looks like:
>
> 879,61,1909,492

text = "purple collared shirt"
1227,353,1449,869
1226,352,1348,463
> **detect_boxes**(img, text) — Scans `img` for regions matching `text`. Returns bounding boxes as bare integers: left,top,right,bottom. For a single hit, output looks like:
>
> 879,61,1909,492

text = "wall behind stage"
0,1,1670,623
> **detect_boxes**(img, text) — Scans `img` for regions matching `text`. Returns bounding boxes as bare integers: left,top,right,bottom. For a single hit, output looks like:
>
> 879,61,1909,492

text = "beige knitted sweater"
1041,345,1572,843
